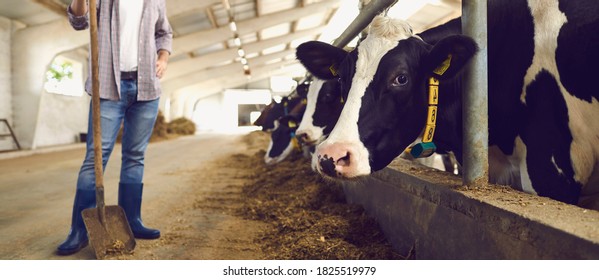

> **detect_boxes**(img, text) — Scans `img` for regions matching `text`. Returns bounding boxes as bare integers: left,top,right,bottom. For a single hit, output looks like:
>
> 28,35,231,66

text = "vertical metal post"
462,0,488,186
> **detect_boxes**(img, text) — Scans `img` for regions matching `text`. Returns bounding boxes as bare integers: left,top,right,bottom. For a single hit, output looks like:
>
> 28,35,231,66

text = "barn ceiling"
0,0,461,98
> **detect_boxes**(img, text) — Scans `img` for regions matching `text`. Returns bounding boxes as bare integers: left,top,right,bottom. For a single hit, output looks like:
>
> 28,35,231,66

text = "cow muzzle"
314,142,370,178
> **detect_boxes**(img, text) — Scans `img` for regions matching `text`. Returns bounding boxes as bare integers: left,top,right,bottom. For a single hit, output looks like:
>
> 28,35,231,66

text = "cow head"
253,100,275,128
256,96,299,131
295,80,311,98
296,78,344,146
264,115,301,165
296,16,477,179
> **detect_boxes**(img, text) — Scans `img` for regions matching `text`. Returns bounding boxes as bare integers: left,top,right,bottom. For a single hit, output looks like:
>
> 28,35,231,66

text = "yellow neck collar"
405,77,439,158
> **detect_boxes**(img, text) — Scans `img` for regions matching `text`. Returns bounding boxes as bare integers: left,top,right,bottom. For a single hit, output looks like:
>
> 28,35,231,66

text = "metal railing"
0,119,21,152
462,0,489,186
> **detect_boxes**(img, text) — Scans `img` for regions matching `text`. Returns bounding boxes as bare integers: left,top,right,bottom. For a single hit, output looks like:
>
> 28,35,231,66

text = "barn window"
44,56,84,97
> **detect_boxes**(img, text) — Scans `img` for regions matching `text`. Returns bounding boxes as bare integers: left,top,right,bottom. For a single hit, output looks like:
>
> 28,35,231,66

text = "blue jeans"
76,79,159,190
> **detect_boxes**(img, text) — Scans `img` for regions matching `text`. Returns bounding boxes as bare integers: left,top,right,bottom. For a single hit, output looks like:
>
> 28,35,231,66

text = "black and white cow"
296,0,599,208
254,94,306,131
296,78,344,146
262,84,309,164
264,114,303,165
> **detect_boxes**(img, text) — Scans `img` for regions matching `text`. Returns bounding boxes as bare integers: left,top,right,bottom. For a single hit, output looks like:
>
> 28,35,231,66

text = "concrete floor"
0,130,264,260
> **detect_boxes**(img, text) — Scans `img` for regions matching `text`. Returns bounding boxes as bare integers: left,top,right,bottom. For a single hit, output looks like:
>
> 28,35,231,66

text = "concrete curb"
342,158,599,259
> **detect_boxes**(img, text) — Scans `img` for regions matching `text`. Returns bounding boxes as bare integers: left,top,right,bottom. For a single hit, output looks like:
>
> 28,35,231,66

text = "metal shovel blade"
82,206,136,259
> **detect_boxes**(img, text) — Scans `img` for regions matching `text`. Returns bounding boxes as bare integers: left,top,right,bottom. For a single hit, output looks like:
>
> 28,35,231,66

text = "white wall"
35,92,90,147
0,17,14,151
192,89,271,132
193,93,224,132
0,17,11,121
34,52,90,147
12,19,88,149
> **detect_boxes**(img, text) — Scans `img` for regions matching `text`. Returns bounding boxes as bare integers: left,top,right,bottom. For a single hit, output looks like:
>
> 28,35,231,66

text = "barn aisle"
0,130,267,260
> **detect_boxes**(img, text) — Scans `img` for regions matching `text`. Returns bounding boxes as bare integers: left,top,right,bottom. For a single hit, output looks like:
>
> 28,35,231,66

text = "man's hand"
70,0,88,16
156,50,169,78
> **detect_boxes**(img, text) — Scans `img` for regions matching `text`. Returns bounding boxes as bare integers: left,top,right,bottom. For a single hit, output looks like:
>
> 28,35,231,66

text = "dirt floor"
0,130,400,260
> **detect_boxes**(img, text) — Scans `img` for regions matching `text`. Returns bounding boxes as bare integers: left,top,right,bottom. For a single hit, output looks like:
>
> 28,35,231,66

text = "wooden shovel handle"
89,0,106,223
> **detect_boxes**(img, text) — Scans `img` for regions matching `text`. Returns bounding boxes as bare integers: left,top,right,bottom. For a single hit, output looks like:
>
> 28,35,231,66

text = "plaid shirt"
67,0,173,101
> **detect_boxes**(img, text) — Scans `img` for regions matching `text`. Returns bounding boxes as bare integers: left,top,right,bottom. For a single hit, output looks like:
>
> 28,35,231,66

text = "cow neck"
431,77,463,163
287,118,301,151
406,54,464,160
406,78,463,162
284,97,306,152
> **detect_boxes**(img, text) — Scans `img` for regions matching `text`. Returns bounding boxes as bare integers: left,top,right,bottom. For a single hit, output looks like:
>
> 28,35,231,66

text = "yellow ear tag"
329,64,338,76
433,54,452,76
288,120,297,128
301,98,307,105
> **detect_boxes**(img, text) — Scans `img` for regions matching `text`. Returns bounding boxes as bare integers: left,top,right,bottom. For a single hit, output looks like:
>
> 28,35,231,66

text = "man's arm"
154,1,173,79
156,50,169,79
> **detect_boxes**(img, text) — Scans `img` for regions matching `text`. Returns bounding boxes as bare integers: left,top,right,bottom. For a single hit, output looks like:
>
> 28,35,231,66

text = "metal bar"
331,0,398,48
461,0,489,186
0,119,21,151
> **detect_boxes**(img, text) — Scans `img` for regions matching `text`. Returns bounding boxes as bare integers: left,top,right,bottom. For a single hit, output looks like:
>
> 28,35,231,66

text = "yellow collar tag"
405,77,440,157
433,54,452,76
429,77,439,105
422,77,439,143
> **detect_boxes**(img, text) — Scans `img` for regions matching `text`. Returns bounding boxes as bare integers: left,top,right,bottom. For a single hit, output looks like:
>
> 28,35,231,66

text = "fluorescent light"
229,22,237,32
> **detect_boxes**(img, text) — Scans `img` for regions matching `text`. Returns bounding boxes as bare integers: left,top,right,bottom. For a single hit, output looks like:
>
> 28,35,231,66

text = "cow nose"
297,132,309,143
315,143,356,178
296,130,314,145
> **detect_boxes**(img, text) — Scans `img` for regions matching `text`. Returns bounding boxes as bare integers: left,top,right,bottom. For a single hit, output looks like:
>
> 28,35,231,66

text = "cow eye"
392,75,408,86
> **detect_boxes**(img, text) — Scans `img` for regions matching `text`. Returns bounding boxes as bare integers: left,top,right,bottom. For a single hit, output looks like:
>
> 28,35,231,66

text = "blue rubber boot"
56,189,96,255
118,183,160,239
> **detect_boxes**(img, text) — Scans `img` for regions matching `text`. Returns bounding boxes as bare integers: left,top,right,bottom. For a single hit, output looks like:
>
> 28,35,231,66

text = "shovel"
81,0,136,260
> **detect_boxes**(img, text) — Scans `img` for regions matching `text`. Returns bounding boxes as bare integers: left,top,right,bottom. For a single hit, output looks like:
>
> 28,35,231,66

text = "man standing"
57,0,173,255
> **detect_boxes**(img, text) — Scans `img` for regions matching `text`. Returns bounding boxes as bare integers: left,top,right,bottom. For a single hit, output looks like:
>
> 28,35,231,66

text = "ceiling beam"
171,0,340,56
166,0,220,18
172,62,306,118
32,0,68,17
163,25,325,81
255,0,264,17
163,48,298,93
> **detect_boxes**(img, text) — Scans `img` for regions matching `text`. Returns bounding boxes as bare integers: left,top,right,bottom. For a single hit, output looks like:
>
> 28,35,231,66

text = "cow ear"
425,35,478,80
296,41,348,80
